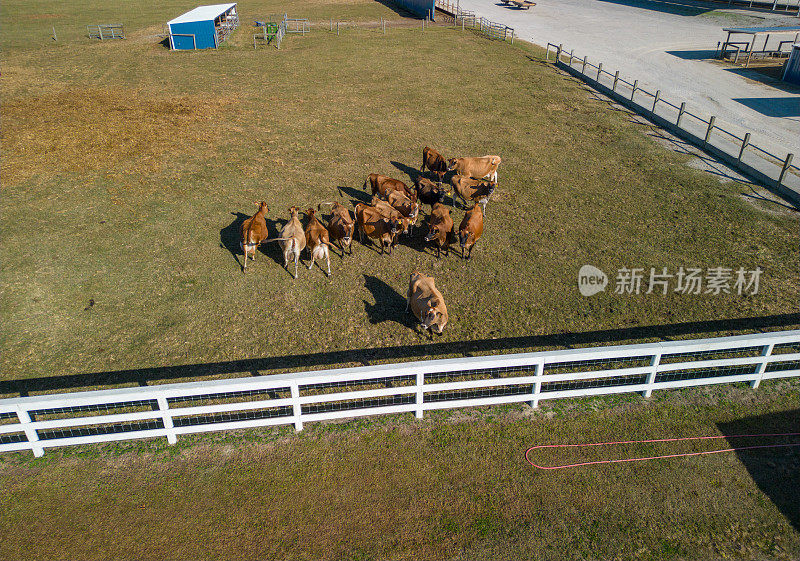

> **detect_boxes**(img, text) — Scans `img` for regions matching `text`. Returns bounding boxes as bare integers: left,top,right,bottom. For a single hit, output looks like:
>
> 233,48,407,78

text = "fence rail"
1,330,798,457
435,0,514,42
546,44,799,204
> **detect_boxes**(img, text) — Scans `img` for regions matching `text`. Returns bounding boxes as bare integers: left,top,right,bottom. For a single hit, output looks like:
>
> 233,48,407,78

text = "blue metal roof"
168,3,236,25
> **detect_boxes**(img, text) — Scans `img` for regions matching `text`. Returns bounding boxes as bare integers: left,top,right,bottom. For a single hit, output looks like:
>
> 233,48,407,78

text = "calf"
450,174,496,213
446,155,502,184
304,208,332,276
458,204,484,260
406,271,448,335
424,203,454,258
365,173,414,200
414,176,449,207
355,203,401,255
319,201,354,256
421,146,448,184
239,201,269,272
279,206,307,279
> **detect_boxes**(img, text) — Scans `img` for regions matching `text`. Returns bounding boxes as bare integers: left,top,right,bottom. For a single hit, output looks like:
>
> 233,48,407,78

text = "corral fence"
1,330,798,457
435,0,515,42
86,24,125,40
546,43,800,206
253,14,291,49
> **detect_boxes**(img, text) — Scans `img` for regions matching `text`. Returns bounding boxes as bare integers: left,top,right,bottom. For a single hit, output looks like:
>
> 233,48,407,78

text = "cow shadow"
260,217,289,267
391,160,423,184
220,212,249,268
363,274,411,326
337,185,371,205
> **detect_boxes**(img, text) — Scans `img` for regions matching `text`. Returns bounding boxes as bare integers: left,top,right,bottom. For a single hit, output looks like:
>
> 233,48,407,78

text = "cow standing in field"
421,146,448,184
406,271,449,335
424,203,454,258
450,175,496,213
458,204,484,260
386,189,419,233
366,173,414,200
304,208,332,276
279,206,306,279
414,176,449,207
447,155,502,184
319,202,354,256
239,201,269,272
355,203,401,255
371,196,412,236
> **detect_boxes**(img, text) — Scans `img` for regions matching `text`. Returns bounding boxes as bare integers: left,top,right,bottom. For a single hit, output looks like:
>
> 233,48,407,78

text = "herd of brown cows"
238,147,502,334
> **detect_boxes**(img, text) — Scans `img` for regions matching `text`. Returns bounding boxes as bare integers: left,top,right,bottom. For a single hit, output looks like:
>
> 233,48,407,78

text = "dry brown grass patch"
2,89,235,184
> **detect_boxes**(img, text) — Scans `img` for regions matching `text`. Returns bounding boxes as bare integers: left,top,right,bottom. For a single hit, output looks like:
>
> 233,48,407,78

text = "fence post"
530,360,545,409
597,62,603,81
612,70,619,92
631,79,638,100
557,43,562,62
568,50,574,65
652,90,660,112
704,116,716,145
156,396,177,445
642,351,662,398
16,408,44,457
738,132,751,162
337,21,339,36
290,382,303,431
676,101,686,127
330,18,332,31
582,55,587,73
416,371,424,419
778,153,794,187
751,343,774,389
52,26,57,41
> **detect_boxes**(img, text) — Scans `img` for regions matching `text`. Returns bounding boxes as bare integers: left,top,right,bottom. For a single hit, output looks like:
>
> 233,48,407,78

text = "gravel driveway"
455,0,800,158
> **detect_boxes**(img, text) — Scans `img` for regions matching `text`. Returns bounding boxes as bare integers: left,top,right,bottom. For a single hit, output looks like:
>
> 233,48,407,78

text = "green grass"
2,0,797,388
0,380,798,560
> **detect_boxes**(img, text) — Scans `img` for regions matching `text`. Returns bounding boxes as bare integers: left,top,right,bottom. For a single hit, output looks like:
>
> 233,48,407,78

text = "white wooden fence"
1,330,798,457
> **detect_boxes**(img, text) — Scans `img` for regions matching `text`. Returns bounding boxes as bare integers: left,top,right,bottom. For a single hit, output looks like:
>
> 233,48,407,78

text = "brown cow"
365,173,414,200
279,206,306,279
415,176,449,207
450,174,496,213
387,189,419,232
446,155,502,184
406,271,448,335
421,146,448,184
424,203,454,258
370,196,412,236
355,203,401,255
458,204,484,260
239,201,269,272
319,202,354,256
304,209,332,276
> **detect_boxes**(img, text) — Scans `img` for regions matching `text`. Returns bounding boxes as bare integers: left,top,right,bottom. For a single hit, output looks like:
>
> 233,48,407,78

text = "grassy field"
2,0,798,391
2,1,800,558
1,381,798,560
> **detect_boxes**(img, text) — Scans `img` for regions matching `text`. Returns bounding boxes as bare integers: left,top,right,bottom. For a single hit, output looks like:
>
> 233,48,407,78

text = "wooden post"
337,21,340,36
330,18,332,31
778,153,794,187
738,133,751,162
631,79,638,100
568,50,574,65
596,62,602,81
704,116,716,145
676,102,686,126
582,55,587,73
652,90,660,112
612,70,619,91
383,18,386,34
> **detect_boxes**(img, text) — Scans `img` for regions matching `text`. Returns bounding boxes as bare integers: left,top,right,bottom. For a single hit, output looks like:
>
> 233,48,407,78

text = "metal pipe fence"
1,330,798,457
435,0,514,42
546,43,799,204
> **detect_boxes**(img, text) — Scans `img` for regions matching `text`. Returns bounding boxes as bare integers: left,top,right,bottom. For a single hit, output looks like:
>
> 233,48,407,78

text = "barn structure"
167,3,239,50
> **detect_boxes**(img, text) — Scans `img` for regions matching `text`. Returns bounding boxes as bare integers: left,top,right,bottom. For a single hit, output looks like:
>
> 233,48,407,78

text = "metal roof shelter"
167,3,239,50
720,26,800,66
